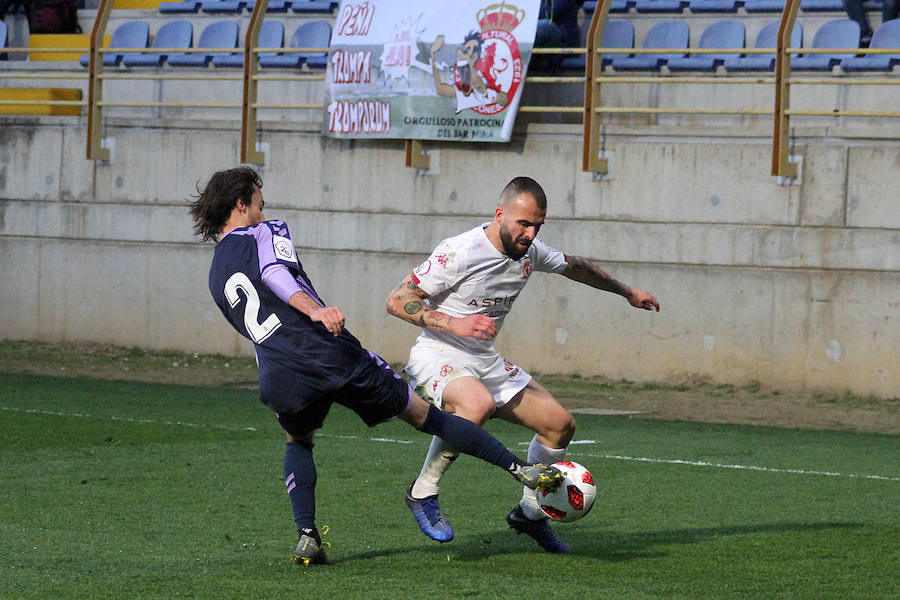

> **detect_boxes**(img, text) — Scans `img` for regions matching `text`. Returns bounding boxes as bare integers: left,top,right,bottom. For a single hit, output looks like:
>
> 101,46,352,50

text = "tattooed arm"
562,255,660,312
386,273,498,339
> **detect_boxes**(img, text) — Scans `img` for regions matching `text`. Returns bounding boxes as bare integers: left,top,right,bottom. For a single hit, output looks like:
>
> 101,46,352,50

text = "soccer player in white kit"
386,177,660,553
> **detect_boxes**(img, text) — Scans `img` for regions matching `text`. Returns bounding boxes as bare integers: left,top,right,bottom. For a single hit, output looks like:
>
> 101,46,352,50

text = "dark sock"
417,404,525,476
284,441,316,532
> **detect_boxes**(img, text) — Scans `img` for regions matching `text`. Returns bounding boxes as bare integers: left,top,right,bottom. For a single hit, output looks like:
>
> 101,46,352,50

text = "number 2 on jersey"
224,272,282,344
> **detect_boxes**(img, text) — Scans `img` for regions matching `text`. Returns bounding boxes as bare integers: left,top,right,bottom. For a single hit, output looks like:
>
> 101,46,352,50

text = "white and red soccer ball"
538,461,596,522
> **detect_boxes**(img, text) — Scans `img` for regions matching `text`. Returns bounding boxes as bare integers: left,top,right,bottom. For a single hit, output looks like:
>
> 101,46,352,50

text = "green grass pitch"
1,373,897,599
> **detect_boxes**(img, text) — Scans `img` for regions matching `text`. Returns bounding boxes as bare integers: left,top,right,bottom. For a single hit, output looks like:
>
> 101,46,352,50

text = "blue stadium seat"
0,20,8,61
560,20,634,70
260,20,330,68
122,20,193,67
168,20,239,67
244,0,291,11
213,20,284,67
583,0,636,12
200,0,247,13
80,21,150,68
159,1,201,13
635,0,689,12
290,0,337,13
800,0,845,10
667,19,745,71
791,19,860,70
841,18,900,71
723,21,801,71
688,0,740,12
611,20,689,70
743,0,785,11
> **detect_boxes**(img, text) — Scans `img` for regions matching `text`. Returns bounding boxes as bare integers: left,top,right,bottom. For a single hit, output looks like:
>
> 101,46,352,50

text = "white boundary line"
3,405,896,481
0,406,259,432
569,451,900,482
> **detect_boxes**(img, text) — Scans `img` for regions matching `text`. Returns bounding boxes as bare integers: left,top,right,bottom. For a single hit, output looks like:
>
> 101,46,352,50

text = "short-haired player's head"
190,166,263,241
499,176,547,212
496,177,547,260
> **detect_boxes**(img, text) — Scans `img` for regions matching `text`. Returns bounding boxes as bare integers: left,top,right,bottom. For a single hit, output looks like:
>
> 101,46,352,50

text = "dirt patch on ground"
2,340,897,435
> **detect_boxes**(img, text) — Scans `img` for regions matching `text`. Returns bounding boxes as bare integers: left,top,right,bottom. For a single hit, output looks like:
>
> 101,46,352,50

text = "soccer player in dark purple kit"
189,166,563,565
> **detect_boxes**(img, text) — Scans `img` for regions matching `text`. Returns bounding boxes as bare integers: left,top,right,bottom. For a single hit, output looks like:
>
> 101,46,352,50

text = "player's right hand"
450,314,497,340
310,306,345,336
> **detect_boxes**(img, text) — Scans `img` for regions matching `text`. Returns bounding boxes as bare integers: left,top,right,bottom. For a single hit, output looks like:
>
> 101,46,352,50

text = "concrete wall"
0,114,897,398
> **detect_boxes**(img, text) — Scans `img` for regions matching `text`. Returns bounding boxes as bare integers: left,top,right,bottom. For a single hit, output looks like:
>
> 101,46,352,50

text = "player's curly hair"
189,166,263,242
500,176,547,211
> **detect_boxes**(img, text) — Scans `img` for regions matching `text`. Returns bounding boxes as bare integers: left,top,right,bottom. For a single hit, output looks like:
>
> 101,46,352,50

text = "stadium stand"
213,18,284,67
122,19,192,66
688,0,741,13
79,20,149,67
635,0,690,13
667,19,745,71
561,19,634,70
610,20,689,70
799,0,845,10
258,20,329,68
159,0,202,13
743,0,786,12
841,18,900,70
791,18,859,70
582,0,634,12
290,0,337,13
245,1,292,12
200,0,248,13
723,20,801,70
167,19,238,66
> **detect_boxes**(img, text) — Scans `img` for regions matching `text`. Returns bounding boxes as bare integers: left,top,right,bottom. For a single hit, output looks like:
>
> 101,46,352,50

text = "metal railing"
584,0,900,178
1,0,897,176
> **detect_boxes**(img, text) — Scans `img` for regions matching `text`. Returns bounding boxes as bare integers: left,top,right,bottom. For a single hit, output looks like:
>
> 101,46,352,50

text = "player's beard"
499,223,531,260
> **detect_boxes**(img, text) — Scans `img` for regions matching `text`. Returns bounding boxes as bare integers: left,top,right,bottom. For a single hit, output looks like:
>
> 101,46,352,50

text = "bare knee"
445,393,495,424
541,411,577,448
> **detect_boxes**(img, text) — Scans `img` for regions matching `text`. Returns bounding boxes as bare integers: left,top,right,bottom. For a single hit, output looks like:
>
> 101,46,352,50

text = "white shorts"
405,342,532,409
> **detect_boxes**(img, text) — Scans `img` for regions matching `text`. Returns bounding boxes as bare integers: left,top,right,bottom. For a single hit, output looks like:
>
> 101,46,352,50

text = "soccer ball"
538,461,596,522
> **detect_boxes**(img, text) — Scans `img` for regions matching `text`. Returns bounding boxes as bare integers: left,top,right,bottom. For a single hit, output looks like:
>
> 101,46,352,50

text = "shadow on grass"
336,521,863,564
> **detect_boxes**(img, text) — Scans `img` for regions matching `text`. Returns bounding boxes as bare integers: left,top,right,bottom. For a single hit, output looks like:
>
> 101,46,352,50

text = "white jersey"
410,223,568,356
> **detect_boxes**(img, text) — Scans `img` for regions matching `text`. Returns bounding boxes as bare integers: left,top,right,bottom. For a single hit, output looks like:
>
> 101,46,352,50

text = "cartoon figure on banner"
429,3,525,115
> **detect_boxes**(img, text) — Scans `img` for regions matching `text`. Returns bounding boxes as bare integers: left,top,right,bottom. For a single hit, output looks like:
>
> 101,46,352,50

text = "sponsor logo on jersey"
467,294,518,308
273,235,296,263
414,259,432,276
522,258,532,279
436,253,450,268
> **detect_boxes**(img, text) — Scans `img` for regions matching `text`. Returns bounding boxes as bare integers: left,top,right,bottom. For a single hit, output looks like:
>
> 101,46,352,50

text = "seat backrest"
810,18,859,49
0,20,8,49
754,20,802,57
869,16,900,48
197,20,239,50
110,20,150,50
258,19,284,58
698,20,744,58
603,20,635,49
642,20,689,60
289,20,331,57
152,20,193,50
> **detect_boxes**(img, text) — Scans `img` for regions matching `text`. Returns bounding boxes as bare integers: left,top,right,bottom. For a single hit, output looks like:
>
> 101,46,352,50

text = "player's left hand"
627,288,660,312
310,306,346,336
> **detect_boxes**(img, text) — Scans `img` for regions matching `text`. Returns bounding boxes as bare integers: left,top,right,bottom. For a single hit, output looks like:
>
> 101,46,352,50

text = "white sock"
410,436,459,499
519,434,567,520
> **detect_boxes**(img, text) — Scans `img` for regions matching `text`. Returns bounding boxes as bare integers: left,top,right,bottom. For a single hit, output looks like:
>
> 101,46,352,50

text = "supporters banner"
323,0,540,142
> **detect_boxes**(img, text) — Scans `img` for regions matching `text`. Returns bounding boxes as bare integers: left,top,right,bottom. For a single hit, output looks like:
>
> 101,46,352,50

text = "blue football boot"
405,484,454,543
